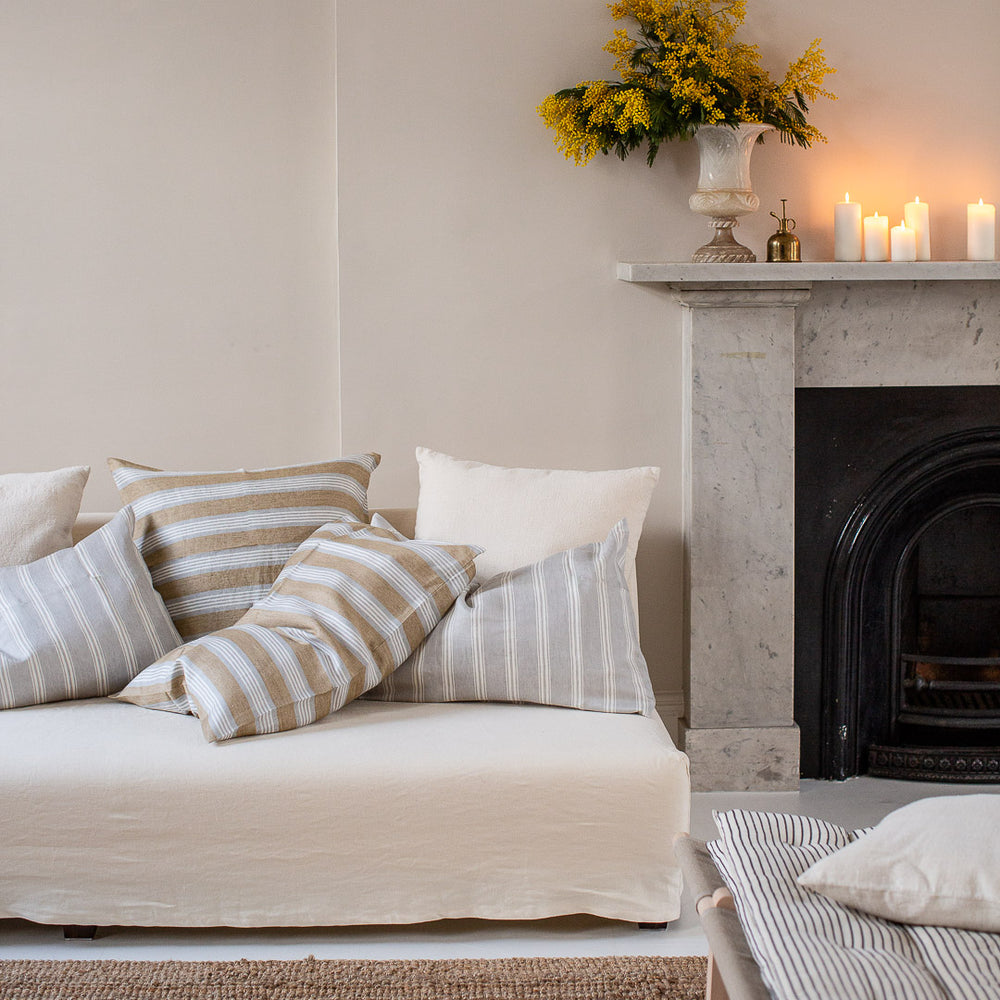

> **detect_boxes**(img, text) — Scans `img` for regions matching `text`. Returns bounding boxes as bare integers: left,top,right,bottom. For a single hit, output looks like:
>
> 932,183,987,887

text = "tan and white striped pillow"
113,520,481,741
108,454,380,641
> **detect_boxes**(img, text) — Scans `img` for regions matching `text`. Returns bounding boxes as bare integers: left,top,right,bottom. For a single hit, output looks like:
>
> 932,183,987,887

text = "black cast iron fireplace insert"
796,386,1000,780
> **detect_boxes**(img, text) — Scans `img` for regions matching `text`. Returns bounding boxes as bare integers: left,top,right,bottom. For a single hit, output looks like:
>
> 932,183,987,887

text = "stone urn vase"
688,122,773,262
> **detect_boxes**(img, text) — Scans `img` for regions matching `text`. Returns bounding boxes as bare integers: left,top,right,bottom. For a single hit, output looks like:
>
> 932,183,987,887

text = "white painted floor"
3,777,998,962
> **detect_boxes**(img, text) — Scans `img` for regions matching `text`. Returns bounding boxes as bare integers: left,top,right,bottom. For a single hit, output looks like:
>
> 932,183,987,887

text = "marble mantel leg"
675,285,812,790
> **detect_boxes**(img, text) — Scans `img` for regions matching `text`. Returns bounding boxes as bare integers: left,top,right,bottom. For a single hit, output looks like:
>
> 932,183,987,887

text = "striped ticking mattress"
708,810,1000,1000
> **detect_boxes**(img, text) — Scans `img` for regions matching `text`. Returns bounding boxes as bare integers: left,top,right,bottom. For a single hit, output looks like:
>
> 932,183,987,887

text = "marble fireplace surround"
618,261,1000,790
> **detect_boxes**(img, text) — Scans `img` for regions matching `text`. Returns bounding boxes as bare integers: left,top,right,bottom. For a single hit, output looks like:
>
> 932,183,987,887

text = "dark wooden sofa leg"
637,921,669,930
62,925,98,939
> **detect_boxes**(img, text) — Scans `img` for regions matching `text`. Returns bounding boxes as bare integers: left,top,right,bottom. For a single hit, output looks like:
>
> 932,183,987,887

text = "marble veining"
798,281,1000,386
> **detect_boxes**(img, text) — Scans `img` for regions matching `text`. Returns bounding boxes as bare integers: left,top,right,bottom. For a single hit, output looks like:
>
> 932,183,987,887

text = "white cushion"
0,466,89,565
798,794,1000,932
413,448,659,615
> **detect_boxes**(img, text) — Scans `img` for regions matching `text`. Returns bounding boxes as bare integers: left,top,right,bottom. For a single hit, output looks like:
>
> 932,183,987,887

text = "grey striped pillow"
108,454,380,641
0,507,182,709
113,520,481,741
368,519,655,715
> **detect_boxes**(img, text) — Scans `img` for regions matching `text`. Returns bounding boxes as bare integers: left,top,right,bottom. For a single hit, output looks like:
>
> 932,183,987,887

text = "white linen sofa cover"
0,697,688,927
0,510,690,928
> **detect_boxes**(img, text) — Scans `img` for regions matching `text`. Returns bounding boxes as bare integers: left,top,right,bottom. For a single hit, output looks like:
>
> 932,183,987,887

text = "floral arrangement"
538,0,835,165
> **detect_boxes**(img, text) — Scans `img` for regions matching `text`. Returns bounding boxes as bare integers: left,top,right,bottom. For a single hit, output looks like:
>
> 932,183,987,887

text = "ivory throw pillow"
798,794,1000,932
369,519,656,715
114,520,481,742
0,466,90,565
0,507,181,709
413,448,659,617
108,454,380,641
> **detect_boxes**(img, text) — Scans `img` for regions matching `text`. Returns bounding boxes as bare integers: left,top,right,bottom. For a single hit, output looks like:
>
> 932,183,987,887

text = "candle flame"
915,196,920,204
845,192,850,202
874,211,879,218
980,198,985,206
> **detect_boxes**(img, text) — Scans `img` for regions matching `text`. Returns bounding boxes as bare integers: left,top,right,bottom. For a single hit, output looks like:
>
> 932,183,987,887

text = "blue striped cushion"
108,454,380,641
114,520,482,741
0,507,181,709
368,519,655,715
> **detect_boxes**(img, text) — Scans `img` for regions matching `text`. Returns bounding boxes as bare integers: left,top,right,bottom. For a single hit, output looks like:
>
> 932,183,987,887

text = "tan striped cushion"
113,520,481,741
0,507,181,709
108,455,380,641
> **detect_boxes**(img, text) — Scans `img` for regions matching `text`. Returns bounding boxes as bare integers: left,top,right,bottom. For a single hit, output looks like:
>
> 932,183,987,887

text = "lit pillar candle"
968,199,996,260
834,192,863,261
903,196,931,260
890,219,917,261
863,211,889,261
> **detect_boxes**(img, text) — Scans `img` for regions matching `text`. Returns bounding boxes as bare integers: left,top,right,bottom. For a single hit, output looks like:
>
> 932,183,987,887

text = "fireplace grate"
899,654,1000,726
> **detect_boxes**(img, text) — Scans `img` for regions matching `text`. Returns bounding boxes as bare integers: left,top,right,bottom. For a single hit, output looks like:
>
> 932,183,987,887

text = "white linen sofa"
0,510,690,932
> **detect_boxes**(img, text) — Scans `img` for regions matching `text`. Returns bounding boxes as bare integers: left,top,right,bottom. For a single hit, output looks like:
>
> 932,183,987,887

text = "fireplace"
796,386,1000,780
618,261,1000,789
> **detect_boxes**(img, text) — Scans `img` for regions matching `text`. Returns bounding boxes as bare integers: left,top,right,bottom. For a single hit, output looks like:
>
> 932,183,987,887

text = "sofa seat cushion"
0,697,689,928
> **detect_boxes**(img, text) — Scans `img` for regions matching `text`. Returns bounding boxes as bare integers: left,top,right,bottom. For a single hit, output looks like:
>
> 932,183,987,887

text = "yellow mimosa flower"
538,0,836,164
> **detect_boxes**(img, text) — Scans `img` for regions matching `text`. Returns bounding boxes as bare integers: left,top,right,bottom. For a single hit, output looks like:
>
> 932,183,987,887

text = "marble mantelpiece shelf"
617,261,1000,284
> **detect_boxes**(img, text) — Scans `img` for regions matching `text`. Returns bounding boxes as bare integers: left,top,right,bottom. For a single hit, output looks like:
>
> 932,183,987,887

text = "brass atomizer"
766,199,801,262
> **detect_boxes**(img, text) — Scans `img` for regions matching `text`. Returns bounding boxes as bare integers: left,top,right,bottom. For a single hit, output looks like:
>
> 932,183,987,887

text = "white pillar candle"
834,192,863,261
890,219,917,262
863,211,889,261
903,196,931,260
968,199,996,260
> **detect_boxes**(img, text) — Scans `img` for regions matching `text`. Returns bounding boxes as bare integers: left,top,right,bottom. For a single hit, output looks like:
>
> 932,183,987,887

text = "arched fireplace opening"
894,503,1000,748
796,387,1000,780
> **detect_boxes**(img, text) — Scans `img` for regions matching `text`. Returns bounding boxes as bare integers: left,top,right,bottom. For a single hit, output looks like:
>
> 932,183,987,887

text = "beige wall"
5,1,1000,709
337,0,1000,705
1,0,339,511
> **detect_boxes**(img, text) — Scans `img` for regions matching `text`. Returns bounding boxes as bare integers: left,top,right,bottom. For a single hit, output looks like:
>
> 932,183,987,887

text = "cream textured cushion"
0,507,181,709
0,466,90,565
108,455,380,641
114,519,481,741
798,794,1000,932
370,519,655,715
413,448,659,615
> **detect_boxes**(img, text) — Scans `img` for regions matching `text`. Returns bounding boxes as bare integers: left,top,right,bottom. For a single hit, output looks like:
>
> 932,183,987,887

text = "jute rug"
0,955,707,1000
